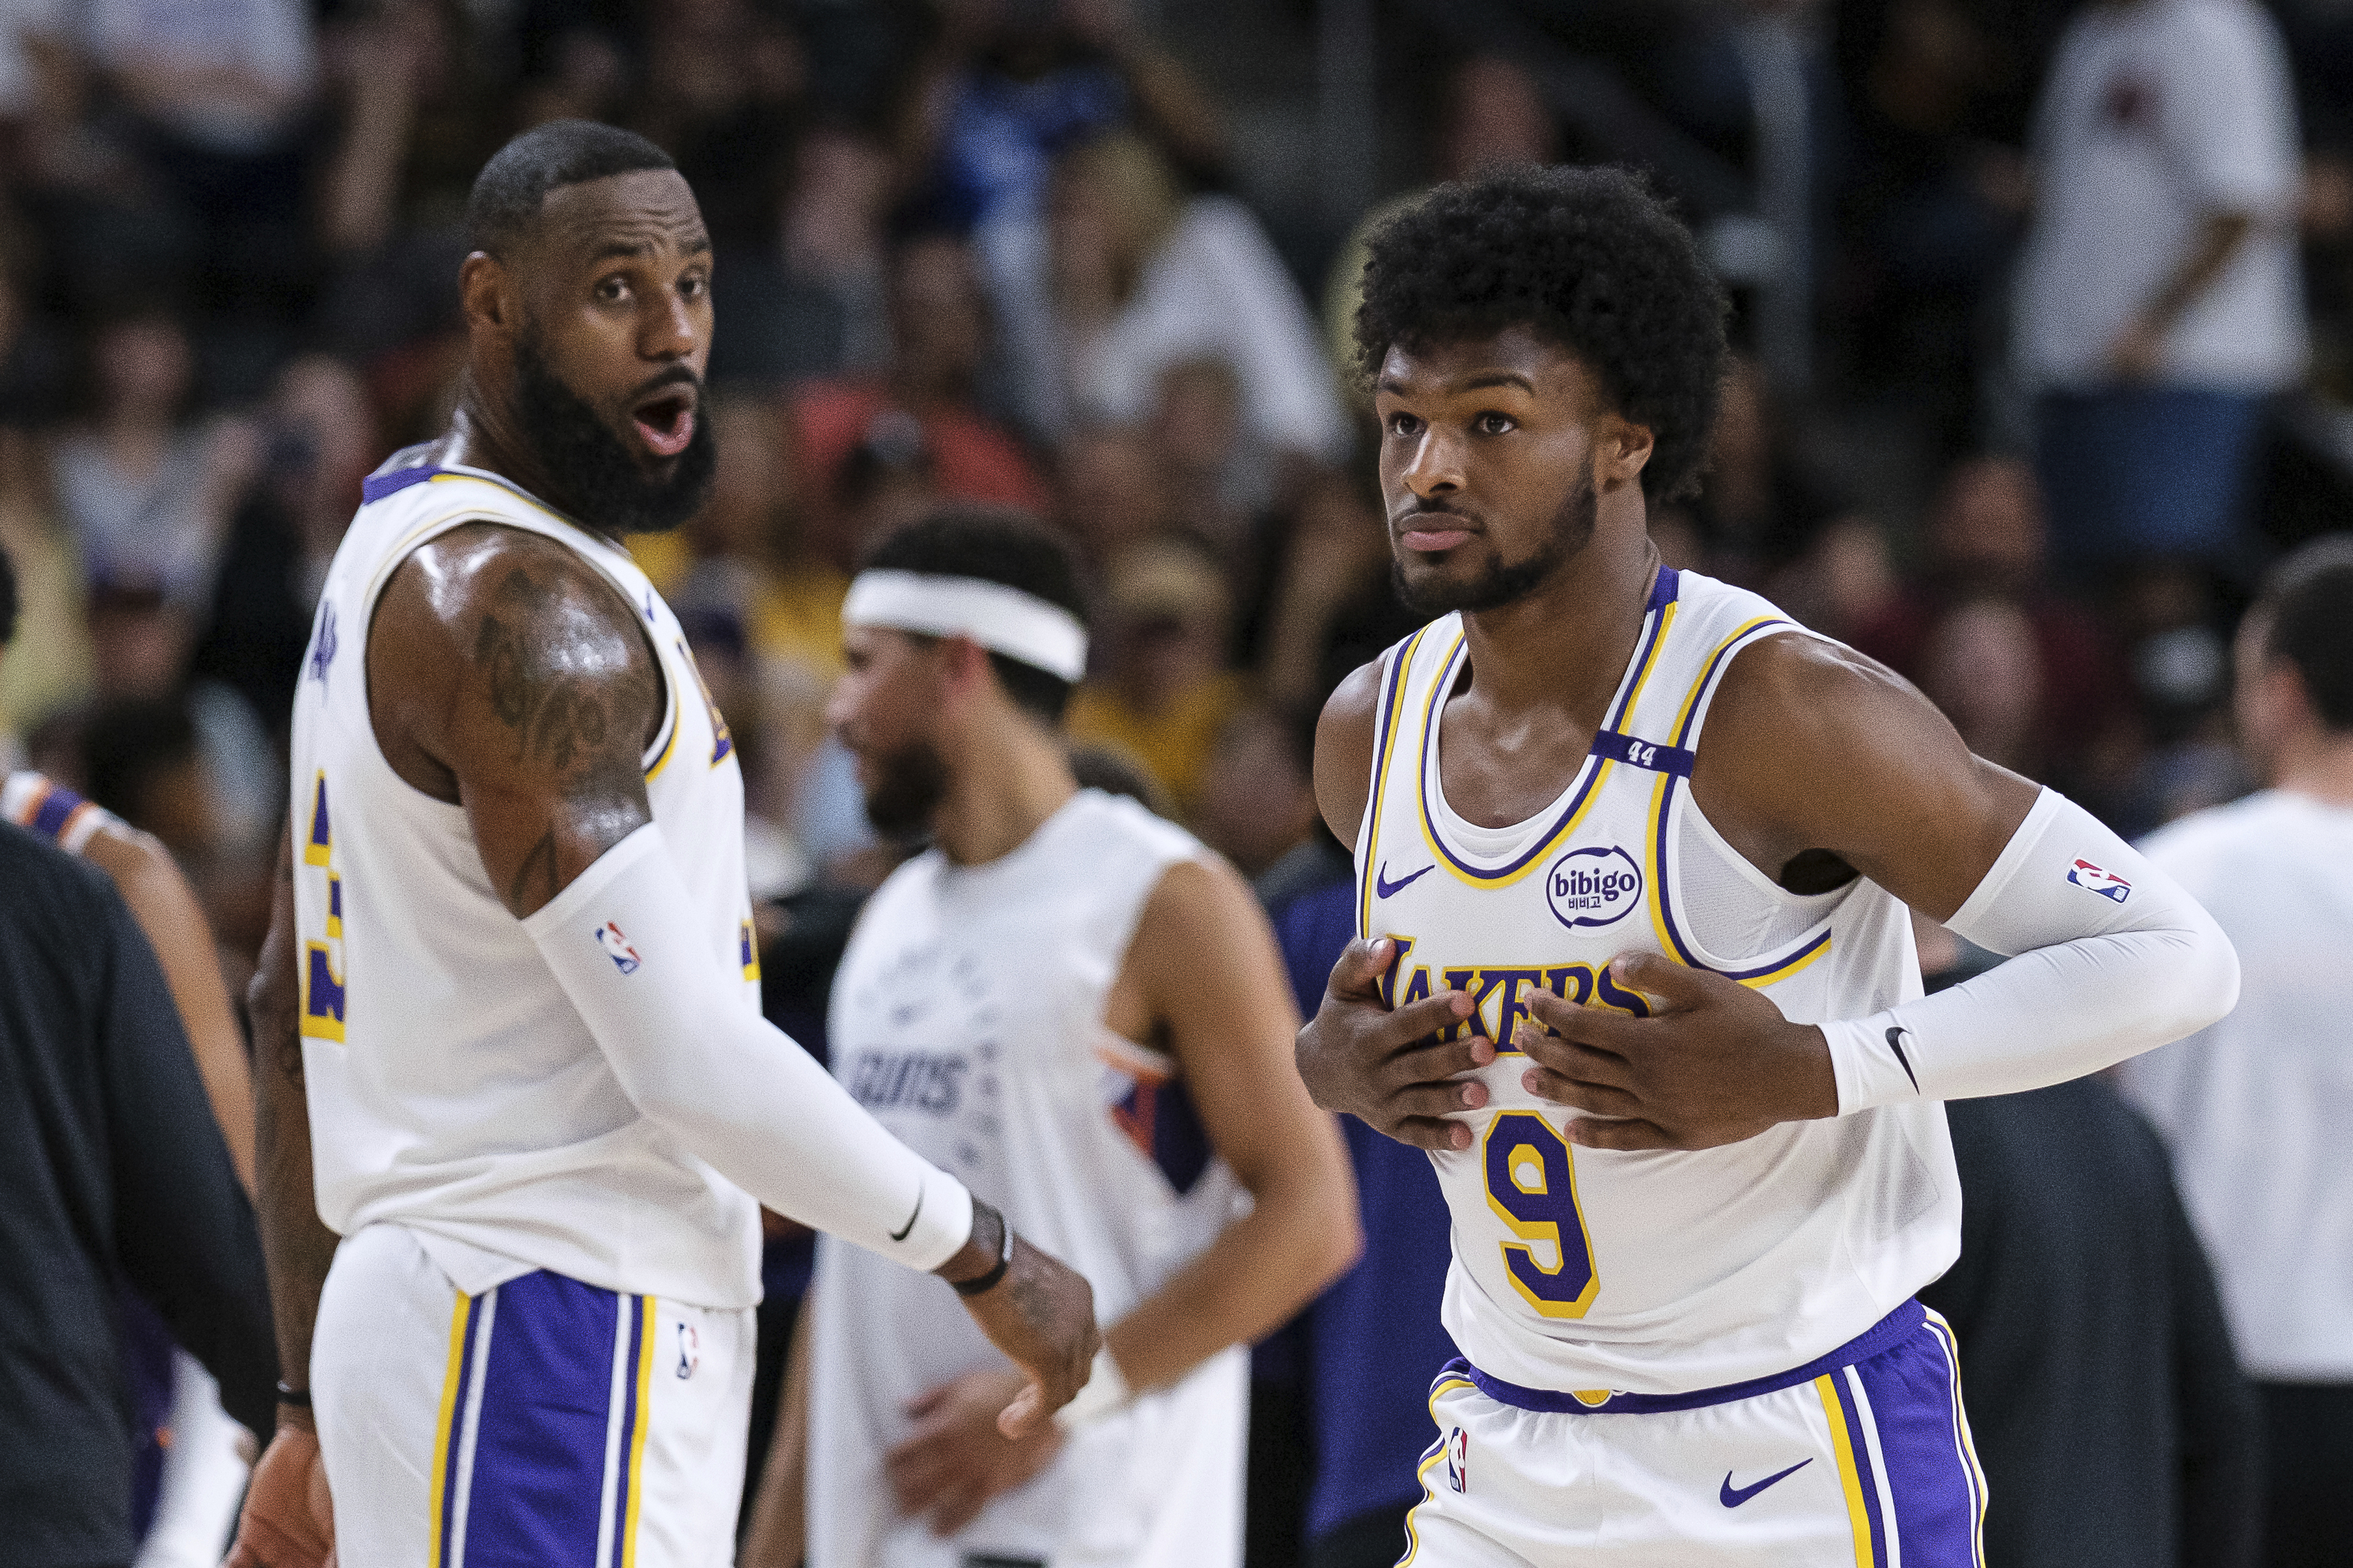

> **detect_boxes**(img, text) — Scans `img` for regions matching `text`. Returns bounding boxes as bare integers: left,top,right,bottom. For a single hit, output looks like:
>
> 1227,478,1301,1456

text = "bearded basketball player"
1295,165,2240,1566
229,123,1096,1568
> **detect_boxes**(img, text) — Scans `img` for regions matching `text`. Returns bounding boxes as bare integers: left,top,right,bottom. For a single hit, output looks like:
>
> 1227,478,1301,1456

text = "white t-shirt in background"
2013,0,2306,393
2119,789,2353,1382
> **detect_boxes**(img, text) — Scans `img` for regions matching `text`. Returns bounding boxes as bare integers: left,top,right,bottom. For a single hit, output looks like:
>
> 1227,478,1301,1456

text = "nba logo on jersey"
1445,1427,1469,1494
595,921,643,974
2067,858,2132,902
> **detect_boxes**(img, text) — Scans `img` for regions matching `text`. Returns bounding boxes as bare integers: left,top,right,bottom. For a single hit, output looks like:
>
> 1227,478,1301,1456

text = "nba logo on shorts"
676,1322,699,1380
1444,1427,1469,1494
596,921,643,974
2067,859,2132,903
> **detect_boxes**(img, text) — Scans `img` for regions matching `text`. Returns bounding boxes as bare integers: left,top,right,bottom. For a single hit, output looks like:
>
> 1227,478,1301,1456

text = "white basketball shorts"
1399,1301,1987,1566
313,1223,754,1566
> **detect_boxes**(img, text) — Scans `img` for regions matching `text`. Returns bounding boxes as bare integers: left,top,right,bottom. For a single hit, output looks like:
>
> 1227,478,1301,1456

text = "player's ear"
1593,413,1654,491
460,252,517,336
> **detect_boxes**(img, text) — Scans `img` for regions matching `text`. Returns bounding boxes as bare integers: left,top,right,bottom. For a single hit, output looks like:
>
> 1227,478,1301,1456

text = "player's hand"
1514,953,1838,1150
2106,314,2165,382
227,1413,335,1568
885,1367,1067,1536
947,1215,1098,1439
1295,936,1490,1151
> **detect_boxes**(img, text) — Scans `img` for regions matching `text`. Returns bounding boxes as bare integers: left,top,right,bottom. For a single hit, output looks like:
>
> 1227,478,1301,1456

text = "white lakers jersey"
1359,566,1959,1395
288,453,765,1309
808,790,1248,1568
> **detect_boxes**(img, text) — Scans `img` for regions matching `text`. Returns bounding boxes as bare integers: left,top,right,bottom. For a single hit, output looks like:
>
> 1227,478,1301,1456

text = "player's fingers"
1515,1027,1636,1087
1378,1013,1490,1085
1520,1065,1641,1118
1325,937,1395,1002
1387,1079,1487,1121
997,1379,1046,1439
1383,1113,1475,1152
1611,951,1710,1010
1525,988,1643,1052
902,1384,952,1419
1564,1115,1676,1151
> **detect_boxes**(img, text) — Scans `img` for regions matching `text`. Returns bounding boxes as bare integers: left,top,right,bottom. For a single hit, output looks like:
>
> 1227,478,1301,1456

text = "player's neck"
1456,522,1661,725
2269,726,2353,809
443,389,601,538
929,720,1078,867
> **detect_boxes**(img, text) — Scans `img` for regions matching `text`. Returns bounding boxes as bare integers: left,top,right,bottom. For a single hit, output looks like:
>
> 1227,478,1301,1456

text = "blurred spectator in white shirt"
2014,0,2306,573
1048,132,1347,502
2119,538,2353,1568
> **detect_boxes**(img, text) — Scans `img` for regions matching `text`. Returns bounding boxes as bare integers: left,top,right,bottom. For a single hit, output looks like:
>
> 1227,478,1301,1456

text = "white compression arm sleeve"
1821,789,2240,1113
523,823,973,1270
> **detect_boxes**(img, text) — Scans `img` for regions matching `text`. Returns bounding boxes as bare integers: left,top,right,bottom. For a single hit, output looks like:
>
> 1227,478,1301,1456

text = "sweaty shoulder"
1314,657,1386,847
369,521,663,802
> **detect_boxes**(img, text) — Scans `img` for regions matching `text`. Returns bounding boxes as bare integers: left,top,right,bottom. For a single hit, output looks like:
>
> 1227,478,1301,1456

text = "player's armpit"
367,522,664,918
1691,633,2040,917
1104,856,1362,1397
1313,659,1384,849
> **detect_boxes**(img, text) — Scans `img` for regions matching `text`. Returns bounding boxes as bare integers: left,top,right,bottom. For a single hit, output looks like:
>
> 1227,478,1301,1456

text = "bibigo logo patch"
1545,846,1644,930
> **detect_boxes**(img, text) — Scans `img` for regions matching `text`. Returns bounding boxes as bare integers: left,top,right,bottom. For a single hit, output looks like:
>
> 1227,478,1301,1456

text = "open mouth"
630,385,698,460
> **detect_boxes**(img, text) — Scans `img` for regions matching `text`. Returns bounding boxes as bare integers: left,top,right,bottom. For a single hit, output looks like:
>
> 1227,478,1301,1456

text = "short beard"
860,737,951,840
512,327,716,536
1392,473,1596,617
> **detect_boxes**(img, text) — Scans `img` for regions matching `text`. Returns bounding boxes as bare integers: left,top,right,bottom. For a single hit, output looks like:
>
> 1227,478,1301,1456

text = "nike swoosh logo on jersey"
1376,862,1435,899
1720,1458,1811,1507
889,1188,924,1242
1885,1026,1921,1092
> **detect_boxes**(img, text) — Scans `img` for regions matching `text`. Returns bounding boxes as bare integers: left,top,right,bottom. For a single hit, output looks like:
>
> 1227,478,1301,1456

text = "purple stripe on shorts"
608,1295,647,1567
463,1271,621,1566
1851,1317,1983,1566
1830,1368,1889,1566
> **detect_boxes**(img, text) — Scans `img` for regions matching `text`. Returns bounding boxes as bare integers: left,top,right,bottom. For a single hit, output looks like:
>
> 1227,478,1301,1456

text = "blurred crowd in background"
3,0,2352,1560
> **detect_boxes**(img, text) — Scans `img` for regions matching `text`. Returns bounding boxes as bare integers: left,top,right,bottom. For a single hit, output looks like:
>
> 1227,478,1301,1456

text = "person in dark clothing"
0,820,279,1568
1918,1076,2263,1568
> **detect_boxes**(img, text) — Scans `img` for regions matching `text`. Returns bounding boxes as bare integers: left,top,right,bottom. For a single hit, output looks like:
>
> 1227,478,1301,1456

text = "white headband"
842,570,1089,683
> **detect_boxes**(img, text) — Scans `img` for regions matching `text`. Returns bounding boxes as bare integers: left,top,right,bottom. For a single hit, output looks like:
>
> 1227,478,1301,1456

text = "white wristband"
1054,1344,1133,1432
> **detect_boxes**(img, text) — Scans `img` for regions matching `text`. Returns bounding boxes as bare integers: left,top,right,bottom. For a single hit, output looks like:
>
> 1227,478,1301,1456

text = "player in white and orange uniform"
1296,166,2240,1566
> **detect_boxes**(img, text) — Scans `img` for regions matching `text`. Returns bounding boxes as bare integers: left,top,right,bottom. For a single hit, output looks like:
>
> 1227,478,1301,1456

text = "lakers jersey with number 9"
1357,567,1962,1396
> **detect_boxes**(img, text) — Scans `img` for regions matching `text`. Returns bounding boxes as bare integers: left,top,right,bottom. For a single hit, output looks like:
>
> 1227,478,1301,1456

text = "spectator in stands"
1048,132,1348,489
1194,702,1319,880
0,814,280,1568
1917,1079,2262,1568
1056,423,1173,568
790,234,1050,564
2014,0,2306,574
2119,538,2353,1568
1853,455,2126,792
1066,537,1242,820
51,305,254,611
0,424,93,741
191,353,373,745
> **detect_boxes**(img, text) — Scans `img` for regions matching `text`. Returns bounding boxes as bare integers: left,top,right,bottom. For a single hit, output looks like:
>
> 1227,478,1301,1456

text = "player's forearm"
1823,790,2240,1111
1101,1157,1360,1395
522,824,974,1269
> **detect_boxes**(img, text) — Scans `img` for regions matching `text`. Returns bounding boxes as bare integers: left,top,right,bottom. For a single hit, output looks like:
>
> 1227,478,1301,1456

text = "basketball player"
227,123,1098,1568
1294,165,2241,1566
751,509,1359,1567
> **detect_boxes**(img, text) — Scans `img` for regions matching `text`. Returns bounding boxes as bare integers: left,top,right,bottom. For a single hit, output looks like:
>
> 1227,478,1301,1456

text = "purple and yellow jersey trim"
3,771,113,856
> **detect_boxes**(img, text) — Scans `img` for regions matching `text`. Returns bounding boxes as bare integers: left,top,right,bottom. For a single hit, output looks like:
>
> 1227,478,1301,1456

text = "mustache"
627,364,702,402
1389,499,1482,529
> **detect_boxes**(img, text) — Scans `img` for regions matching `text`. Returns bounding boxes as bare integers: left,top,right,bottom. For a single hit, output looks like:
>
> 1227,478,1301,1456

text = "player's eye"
679,273,708,300
1386,412,1424,438
1474,411,1517,436
595,276,629,303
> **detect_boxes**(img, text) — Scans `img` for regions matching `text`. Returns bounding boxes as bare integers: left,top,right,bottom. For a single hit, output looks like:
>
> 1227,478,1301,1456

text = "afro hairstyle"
1353,164,1730,502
